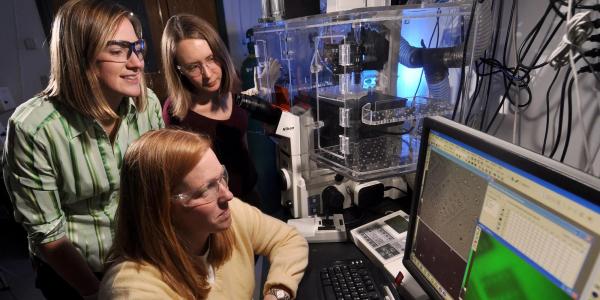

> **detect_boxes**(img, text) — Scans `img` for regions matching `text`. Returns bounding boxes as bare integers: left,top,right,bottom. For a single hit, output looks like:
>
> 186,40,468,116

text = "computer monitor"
403,116,600,300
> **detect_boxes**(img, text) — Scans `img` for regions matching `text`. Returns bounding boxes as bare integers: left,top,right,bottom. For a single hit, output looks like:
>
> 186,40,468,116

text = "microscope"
237,25,414,243
241,0,488,243
237,94,396,242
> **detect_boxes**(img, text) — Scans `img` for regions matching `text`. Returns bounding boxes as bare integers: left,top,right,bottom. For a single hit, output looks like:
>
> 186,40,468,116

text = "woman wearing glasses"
2,0,163,298
161,14,261,208
99,128,308,299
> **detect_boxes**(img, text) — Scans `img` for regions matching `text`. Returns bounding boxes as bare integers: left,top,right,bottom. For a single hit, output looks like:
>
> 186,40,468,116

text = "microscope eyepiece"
235,94,282,126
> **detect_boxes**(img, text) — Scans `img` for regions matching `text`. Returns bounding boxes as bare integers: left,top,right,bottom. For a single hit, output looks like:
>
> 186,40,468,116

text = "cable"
549,67,570,158
412,16,440,100
561,76,574,162
582,47,600,57
483,1,567,132
567,0,593,173
480,0,505,130
526,15,564,69
578,62,600,72
542,67,562,155
465,61,486,125
451,0,478,121
549,0,567,20
518,5,553,65
574,47,600,82
478,0,549,129
519,2,564,69
512,0,521,144
481,1,542,131
575,44,600,80
479,1,504,130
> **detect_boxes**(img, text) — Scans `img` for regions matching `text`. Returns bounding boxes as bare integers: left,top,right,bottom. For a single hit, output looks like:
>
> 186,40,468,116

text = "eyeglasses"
103,39,146,63
171,165,229,207
176,56,219,77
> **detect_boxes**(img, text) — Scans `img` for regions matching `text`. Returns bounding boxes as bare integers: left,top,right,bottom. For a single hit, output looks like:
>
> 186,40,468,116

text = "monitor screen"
404,116,600,300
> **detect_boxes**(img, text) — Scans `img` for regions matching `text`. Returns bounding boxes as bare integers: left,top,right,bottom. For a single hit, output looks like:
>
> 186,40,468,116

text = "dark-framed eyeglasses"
171,165,229,207
104,39,146,63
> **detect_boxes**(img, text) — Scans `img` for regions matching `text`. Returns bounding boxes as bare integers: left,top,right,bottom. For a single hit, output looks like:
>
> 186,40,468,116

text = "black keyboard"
319,259,385,300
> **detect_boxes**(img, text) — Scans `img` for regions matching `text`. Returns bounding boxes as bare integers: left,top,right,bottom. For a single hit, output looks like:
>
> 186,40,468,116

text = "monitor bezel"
403,116,600,300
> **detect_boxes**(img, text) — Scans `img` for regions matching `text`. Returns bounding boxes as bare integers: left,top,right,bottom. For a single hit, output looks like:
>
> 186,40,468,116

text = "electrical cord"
567,0,594,173
482,0,597,137
522,13,565,70
582,47,600,57
474,0,549,128
479,0,505,130
550,0,567,20
412,16,440,99
549,67,570,158
484,0,598,172
574,46,600,82
518,5,553,65
459,0,491,123
451,0,478,121
465,61,486,125
501,0,517,67
578,62,600,73
560,76,574,162
483,77,534,133
478,58,533,84
481,1,563,131
589,34,600,42
548,53,584,159
465,8,498,127
542,66,563,155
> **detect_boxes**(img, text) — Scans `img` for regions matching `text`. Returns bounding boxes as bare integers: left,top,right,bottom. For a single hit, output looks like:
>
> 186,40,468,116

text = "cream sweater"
99,198,308,299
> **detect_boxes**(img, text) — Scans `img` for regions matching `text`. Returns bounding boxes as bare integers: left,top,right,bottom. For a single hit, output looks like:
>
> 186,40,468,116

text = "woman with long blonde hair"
99,128,308,299
2,0,163,298
160,14,261,208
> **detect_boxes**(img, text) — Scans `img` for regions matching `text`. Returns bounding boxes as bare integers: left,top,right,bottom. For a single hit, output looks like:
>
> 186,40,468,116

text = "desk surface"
296,242,403,300
294,198,412,300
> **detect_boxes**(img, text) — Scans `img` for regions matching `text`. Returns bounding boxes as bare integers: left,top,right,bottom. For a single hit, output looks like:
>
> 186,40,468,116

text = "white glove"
253,58,281,96
241,87,259,96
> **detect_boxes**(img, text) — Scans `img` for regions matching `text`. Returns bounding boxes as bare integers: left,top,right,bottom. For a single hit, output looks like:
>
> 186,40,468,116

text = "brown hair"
111,128,235,299
161,14,239,119
42,0,147,121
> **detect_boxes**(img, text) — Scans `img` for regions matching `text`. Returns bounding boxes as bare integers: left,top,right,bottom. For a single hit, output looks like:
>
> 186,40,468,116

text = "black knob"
321,186,344,215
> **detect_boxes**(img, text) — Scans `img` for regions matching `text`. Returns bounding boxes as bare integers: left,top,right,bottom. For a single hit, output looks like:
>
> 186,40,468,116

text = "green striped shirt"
2,89,164,272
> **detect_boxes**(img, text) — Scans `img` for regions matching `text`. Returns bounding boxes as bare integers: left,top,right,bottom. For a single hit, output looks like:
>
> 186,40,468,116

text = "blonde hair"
111,128,235,299
161,14,239,120
42,0,147,121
